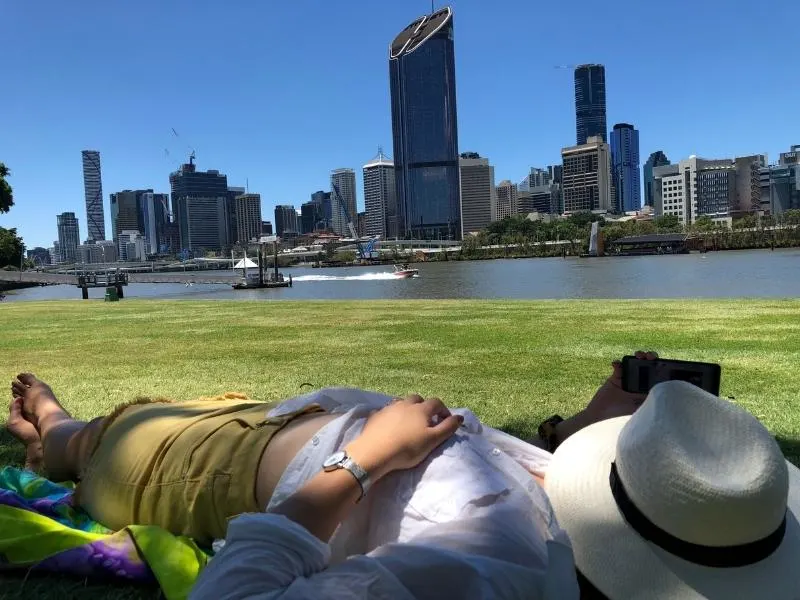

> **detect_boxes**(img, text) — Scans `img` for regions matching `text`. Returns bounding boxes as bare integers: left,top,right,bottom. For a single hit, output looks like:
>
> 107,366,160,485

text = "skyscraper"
495,181,518,220
561,136,612,213
330,168,357,236
226,187,246,247
56,212,80,264
140,191,170,255
390,6,461,240
274,205,299,238
363,150,396,237
574,64,607,145
609,123,641,212
110,190,143,243
169,156,229,252
458,152,496,236
300,201,324,234
311,191,333,230
82,150,105,241
235,193,262,244
643,151,670,207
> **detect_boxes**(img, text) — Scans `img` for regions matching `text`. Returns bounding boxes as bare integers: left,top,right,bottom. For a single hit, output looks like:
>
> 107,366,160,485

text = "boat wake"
292,272,399,282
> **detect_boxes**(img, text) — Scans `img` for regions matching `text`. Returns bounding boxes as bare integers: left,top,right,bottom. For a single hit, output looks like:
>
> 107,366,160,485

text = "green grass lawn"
1,298,800,598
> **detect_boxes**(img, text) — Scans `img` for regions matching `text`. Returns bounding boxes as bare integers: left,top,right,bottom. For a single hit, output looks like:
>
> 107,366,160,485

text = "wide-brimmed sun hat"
545,380,800,599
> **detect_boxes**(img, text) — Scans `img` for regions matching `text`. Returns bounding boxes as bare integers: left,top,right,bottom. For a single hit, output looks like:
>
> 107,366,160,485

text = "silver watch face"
323,451,347,469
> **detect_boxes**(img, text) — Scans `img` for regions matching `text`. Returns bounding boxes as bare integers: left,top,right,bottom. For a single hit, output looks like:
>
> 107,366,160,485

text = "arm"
191,396,463,599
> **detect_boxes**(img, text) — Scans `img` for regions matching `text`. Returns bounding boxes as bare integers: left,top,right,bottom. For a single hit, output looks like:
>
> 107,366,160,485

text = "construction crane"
331,182,369,260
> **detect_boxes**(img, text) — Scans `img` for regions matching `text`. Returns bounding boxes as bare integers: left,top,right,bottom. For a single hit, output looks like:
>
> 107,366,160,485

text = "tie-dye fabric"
0,466,209,600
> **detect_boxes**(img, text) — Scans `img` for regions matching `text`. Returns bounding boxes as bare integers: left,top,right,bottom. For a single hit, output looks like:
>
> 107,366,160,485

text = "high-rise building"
311,191,333,231
110,190,144,244
363,150,396,238
357,212,367,237
274,205,299,238
518,185,559,215
518,167,552,191
495,181,518,220
235,193,262,244
261,221,273,236
300,201,324,234
458,153,496,236
561,136,612,213
81,150,105,241
140,191,170,255
609,123,641,213
574,64,607,145
643,151,670,207
170,156,229,252
226,187,246,247
390,7,461,240
330,168,357,236
760,145,800,215
654,154,767,224
56,212,80,264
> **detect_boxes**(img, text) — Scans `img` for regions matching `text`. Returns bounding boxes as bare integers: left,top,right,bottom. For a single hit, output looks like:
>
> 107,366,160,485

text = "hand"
551,351,659,447
584,350,658,422
346,395,462,480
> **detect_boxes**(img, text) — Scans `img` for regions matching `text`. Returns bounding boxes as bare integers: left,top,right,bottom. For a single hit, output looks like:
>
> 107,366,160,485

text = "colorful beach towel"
0,466,210,600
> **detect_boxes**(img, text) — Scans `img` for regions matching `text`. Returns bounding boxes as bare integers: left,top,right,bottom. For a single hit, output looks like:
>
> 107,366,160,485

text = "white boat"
392,264,419,279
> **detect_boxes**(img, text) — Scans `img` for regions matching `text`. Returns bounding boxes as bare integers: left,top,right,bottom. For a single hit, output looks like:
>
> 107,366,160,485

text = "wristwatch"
537,415,564,453
322,451,371,502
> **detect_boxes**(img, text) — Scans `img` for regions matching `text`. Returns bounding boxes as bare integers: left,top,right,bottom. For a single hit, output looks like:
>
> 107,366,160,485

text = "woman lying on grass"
7,352,655,599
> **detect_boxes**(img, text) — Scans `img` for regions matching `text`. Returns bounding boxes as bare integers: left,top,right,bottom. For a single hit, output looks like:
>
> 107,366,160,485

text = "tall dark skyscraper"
610,123,641,212
643,151,670,207
389,6,461,240
574,64,607,145
82,150,105,241
169,156,229,252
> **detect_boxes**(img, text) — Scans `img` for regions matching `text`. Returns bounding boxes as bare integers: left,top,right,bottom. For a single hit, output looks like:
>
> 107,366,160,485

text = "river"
3,249,800,302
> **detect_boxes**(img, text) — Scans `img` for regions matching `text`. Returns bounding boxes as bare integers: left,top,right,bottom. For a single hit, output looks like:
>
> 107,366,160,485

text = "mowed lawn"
1,298,800,598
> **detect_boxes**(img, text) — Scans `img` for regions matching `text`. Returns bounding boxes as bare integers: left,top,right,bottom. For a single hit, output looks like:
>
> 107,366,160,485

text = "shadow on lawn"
0,426,24,468
776,436,800,468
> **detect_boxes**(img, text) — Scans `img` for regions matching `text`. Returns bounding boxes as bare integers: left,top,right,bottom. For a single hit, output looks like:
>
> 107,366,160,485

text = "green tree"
0,227,24,268
691,215,715,232
654,214,682,233
0,163,13,214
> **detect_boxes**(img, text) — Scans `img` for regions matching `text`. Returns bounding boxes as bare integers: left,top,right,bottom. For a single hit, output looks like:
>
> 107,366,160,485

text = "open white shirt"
191,388,579,600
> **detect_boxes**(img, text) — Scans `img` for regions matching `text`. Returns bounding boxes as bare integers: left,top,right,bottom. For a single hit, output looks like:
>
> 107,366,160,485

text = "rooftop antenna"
246,177,249,193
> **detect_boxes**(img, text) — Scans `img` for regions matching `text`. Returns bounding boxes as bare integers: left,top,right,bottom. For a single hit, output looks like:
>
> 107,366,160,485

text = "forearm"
269,437,391,542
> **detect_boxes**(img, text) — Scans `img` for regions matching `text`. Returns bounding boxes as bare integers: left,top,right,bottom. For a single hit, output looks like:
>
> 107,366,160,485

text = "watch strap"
537,415,564,453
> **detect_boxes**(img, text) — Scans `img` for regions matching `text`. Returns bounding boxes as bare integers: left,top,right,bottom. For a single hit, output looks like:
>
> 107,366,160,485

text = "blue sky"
2,0,798,248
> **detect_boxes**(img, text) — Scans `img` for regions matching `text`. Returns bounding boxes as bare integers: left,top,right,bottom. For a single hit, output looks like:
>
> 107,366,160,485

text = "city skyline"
1,2,796,247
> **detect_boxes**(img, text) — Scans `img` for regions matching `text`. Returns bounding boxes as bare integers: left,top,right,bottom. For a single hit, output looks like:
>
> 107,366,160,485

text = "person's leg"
9,373,106,481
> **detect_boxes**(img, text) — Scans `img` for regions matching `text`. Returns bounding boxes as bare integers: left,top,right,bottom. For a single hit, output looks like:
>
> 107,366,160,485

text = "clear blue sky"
2,0,797,248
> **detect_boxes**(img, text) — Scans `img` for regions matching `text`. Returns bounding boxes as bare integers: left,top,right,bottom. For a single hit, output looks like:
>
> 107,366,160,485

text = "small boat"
392,264,419,279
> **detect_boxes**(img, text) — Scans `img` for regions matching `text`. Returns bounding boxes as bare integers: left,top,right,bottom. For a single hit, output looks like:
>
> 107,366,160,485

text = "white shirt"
191,388,579,600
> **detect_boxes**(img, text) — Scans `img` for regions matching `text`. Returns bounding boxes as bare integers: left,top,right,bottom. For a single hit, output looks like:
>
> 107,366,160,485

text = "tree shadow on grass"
776,436,800,468
0,426,25,468
498,415,541,444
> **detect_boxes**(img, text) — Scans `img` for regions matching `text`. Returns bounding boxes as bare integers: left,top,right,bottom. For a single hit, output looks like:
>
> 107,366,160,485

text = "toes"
8,397,23,420
11,380,26,397
17,373,37,386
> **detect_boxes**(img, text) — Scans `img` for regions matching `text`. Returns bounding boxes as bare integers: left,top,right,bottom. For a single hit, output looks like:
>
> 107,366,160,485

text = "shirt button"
491,448,501,457
312,436,319,446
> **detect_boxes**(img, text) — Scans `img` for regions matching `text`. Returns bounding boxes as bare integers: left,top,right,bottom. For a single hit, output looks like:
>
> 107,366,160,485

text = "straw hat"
545,380,800,599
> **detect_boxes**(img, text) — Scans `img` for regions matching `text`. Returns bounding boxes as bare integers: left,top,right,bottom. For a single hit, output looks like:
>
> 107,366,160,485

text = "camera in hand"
621,356,721,396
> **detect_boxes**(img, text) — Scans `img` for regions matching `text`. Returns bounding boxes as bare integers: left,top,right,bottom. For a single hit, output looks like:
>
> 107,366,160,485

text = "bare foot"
11,373,70,429
6,397,44,472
